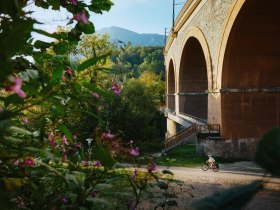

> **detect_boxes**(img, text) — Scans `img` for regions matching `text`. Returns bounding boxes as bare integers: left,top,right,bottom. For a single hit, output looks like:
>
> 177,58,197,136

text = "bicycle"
201,162,219,172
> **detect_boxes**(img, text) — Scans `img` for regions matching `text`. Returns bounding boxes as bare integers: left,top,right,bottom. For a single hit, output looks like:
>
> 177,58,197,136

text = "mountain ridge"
96,26,165,46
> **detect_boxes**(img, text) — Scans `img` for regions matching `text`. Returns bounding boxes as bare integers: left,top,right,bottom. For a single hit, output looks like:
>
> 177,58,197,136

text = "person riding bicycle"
207,154,215,169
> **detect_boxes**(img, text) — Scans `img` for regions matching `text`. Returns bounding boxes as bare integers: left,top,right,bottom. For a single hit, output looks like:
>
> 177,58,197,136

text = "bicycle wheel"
212,163,219,172
201,164,209,171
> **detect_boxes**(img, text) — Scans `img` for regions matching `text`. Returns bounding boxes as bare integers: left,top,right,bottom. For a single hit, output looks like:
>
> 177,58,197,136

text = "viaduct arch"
164,0,280,159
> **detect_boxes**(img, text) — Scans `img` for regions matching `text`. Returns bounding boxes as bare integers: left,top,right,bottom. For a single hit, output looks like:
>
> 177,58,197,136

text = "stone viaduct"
164,0,280,159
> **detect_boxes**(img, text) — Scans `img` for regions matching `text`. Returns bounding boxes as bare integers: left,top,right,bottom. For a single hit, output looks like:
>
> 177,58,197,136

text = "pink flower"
112,82,121,94
131,168,138,179
48,132,54,139
16,197,25,207
0,107,3,112
81,160,90,167
92,92,100,99
21,117,29,124
13,159,20,166
73,10,89,24
129,147,139,157
22,158,35,167
62,135,69,145
66,69,73,76
49,138,57,148
148,163,157,173
101,131,115,139
5,77,26,98
67,0,78,6
61,72,66,81
94,160,102,167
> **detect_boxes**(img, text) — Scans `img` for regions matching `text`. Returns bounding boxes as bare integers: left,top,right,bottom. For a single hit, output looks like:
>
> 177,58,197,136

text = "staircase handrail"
163,124,197,151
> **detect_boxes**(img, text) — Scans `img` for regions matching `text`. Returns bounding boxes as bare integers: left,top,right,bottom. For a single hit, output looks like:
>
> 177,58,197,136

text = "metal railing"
197,124,220,133
162,123,221,153
197,124,220,137
178,112,207,124
162,124,198,153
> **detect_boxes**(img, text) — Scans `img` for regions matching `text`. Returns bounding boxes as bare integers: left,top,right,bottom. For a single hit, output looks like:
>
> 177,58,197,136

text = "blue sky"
92,0,184,35
28,0,185,42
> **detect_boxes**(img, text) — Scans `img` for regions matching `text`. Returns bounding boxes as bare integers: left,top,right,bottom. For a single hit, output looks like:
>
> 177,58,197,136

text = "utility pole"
172,0,175,30
165,27,168,45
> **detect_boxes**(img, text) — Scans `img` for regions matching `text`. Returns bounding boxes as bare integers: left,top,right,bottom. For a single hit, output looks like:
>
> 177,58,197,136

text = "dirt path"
138,162,280,210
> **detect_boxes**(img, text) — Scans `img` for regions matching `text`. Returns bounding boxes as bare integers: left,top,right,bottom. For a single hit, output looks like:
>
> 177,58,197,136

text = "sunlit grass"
154,144,205,167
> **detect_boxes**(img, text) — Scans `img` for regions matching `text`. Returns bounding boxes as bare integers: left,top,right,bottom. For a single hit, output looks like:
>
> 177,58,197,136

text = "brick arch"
167,59,176,111
216,0,245,89
178,27,211,120
217,0,280,138
178,27,212,90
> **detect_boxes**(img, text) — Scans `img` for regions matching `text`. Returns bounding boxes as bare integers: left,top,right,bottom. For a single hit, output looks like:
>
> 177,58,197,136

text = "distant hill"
96,26,165,46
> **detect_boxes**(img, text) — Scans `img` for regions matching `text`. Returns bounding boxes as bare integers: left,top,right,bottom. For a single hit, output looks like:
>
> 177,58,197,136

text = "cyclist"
207,154,215,169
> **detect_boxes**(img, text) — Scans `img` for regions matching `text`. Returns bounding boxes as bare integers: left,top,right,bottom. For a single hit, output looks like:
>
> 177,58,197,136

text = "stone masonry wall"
169,0,234,85
196,138,260,160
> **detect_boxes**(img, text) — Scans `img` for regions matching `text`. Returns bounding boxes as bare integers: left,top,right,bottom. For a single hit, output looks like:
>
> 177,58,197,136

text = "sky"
28,0,185,39
91,0,185,35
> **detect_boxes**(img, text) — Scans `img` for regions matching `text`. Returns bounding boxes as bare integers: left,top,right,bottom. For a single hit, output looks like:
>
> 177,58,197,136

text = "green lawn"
153,144,206,167
151,144,239,167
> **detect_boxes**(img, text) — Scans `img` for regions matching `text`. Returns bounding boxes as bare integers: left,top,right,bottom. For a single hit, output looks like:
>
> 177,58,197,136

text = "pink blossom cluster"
73,10,89,24
48,131,57,148
21,117,29,124
92,92,100,99
129,147,139,157
5,77,26,98
101,130,115,139
112,82,121,94
13,157,36,167
147,163,157,173
131,168,138,179
62,69,73,82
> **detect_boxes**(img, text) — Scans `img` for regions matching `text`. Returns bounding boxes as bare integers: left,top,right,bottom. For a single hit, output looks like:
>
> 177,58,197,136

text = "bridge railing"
178,112,207,124
197,124,220,136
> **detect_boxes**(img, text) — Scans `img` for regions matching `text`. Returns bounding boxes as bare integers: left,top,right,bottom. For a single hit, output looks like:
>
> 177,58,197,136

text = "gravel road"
138,162,280,210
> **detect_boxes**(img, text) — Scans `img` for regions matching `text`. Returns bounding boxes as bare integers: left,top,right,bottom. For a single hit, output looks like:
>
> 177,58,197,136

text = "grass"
153,144,205,167
151,144,239,167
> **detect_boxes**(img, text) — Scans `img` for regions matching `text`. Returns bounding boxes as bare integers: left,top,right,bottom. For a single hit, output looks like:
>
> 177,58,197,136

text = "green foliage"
100,77,166,145
110,45,165,79
254,127,280,177
94,140,116,169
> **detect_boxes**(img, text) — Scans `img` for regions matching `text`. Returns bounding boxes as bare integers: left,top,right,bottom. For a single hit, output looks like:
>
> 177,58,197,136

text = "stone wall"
196,137,260,160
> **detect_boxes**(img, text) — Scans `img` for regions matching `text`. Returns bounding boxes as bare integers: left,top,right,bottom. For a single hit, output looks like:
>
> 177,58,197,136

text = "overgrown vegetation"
0,0,279,210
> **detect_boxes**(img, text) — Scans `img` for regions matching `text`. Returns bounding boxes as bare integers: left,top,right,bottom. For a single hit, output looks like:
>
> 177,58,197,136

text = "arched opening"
221,0,280,138
167,60,175,111
179,37,208,120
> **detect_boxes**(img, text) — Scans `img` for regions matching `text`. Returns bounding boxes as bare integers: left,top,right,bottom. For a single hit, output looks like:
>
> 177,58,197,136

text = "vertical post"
165,27,168,45
172,0,175,30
